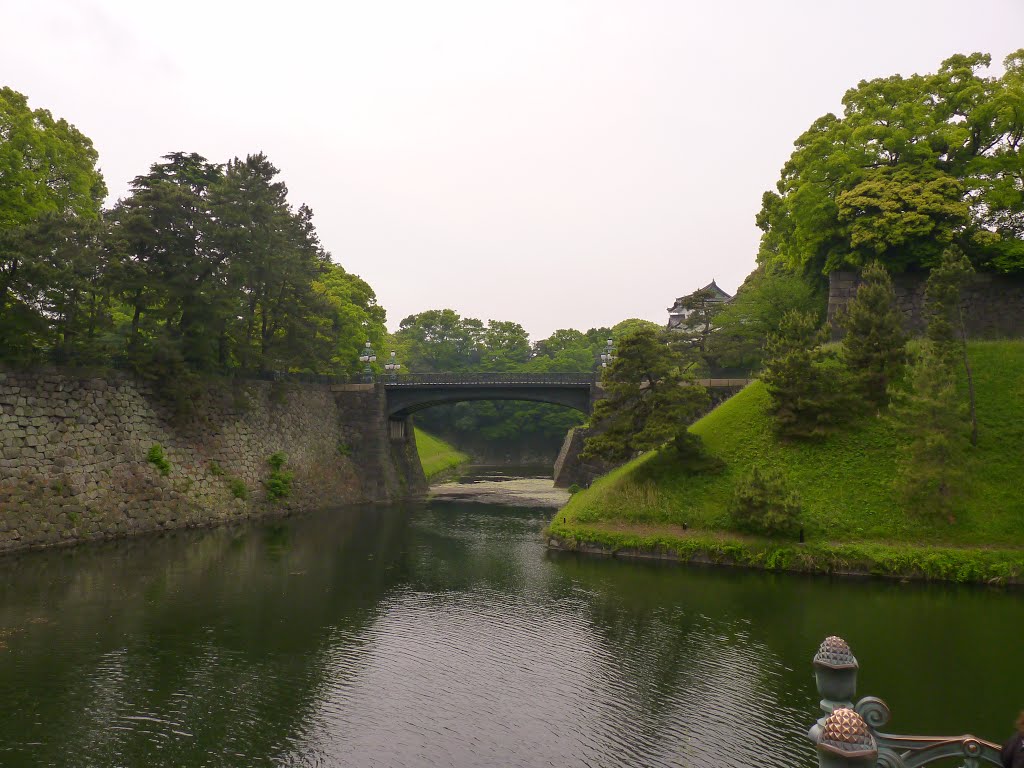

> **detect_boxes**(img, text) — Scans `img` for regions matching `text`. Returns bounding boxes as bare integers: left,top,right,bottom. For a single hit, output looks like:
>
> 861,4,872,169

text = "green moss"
557,341,1024,579
415,428,470,481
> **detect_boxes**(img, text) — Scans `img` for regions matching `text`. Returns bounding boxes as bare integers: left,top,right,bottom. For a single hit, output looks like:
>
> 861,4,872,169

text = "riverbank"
548,341,1024,585
414,427,470,483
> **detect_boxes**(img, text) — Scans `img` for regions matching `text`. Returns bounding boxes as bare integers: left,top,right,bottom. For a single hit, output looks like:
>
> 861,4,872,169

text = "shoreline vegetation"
415,428,471,484
548,341,1024,585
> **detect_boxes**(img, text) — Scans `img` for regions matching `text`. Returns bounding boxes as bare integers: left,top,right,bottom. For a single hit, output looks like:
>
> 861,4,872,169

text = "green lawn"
550,342,1024,580
415,428,470,482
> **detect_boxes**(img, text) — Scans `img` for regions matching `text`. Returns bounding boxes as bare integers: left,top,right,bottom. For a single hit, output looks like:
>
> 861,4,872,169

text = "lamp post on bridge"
384,351,401,382
599,338,616,370
359,341,377,383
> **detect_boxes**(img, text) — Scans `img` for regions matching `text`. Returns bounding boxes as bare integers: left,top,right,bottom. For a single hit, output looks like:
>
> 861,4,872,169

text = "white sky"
3,0,1022,339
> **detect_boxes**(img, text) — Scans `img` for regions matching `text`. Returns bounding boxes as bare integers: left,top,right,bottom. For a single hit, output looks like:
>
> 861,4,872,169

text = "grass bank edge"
414,427,471,482
546,521,1024,585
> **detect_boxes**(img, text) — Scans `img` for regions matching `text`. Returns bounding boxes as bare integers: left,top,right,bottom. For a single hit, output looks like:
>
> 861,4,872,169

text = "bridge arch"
384,373,596,420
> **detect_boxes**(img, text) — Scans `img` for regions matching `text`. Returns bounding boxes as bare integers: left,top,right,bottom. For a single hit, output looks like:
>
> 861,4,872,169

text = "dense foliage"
581,328,709,463
757,50,1024,277
708,265,824,371
0,88,385,382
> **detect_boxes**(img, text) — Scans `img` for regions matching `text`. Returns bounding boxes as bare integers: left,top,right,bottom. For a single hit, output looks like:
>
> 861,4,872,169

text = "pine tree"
761,310,846,439
839,261,906,409
889,343,969,520
581,328,709,463
924,247,977,445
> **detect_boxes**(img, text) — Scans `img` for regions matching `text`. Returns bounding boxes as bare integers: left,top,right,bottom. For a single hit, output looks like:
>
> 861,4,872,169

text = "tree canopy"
0,87,385,381
757,50,1024,277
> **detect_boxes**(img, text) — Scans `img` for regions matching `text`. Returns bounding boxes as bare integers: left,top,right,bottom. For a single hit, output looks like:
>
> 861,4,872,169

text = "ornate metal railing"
807,636,1002,767
383,372,596,386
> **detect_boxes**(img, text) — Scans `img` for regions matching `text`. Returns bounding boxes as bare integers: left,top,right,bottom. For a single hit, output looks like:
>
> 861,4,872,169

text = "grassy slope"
415,427,470,482
551,341,1024,581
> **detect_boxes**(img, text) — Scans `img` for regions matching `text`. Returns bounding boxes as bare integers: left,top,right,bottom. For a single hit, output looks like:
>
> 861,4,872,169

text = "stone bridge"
384,373,597,419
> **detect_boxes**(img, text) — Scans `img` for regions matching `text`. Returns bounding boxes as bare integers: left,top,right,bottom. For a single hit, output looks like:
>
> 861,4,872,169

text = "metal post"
359,340,377,383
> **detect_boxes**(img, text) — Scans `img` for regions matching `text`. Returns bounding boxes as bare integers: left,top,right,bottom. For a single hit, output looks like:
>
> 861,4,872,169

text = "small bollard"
816,707,878,768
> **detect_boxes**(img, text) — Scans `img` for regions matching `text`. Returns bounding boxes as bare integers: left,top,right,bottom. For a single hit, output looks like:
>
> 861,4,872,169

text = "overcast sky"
3,1,1022,339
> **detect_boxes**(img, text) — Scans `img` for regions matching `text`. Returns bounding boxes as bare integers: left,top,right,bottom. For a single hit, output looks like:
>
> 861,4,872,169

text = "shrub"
229,477,248,500
670,430,725,475
567,483,583,495
266,452,293,501
728,466,802,538
147,444,172,476
209,461,225,477
336,441,352,457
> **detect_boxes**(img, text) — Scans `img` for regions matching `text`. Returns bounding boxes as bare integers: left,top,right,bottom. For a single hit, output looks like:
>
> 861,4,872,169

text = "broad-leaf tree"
757,50,1024,277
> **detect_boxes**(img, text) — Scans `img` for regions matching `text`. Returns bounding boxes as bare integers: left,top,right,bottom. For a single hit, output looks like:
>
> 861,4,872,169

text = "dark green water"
0,468,1019,767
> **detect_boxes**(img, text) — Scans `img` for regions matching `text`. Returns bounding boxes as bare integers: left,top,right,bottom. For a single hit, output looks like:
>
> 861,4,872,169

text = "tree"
924,247,978,445
0,87,106,358
711,265,823,370
0,87,106,230
106,152,225,372
761,310,846,439
393,309,484,371
728,466,802,538
756,50,1024,277
667,286,725,357
889,344,969,521
481,320,531,371
312,263,387,376
581,328,709,463
839,261,906,409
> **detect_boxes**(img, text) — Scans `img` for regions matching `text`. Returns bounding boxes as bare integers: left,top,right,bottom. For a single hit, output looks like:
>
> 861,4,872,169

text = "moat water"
0,467,1019,767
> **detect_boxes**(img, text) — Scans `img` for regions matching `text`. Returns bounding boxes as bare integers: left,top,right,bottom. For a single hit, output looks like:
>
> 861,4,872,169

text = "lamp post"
384,351,401,382
599,338,616,369
359,340,377,383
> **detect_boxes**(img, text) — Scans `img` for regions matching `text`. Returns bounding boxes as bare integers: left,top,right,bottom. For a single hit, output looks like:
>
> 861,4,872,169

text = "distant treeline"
0,87,386,385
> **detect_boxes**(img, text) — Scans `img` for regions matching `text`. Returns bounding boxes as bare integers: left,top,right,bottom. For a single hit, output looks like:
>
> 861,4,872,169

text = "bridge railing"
383,372,596,386
807,635,1001,767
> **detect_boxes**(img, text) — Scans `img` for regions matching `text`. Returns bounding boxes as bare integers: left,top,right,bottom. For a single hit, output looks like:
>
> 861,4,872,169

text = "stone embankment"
0,369,424,553
828,269,1024,338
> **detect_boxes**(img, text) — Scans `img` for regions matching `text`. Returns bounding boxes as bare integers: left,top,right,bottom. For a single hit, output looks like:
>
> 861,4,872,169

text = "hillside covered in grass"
550,341,1024,581
415,428,470,482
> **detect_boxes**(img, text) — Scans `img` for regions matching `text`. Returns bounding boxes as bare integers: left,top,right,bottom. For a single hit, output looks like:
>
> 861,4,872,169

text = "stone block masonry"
828,270,1024,339
0,369,426,554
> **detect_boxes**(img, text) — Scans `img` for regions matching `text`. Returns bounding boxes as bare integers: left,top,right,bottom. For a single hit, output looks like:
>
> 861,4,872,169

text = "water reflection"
0,472,1019,767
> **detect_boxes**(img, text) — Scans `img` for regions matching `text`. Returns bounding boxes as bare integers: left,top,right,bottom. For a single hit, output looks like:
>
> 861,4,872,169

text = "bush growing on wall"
147,444,172,476
266,451,293,501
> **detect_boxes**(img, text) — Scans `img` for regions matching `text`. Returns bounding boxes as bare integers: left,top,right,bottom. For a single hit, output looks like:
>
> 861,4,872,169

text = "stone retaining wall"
828,270,1024,338
0,369,424,554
